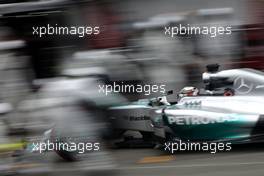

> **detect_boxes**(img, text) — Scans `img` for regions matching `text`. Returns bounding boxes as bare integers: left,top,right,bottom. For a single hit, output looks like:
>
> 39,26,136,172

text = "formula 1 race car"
152,65,264,144
110,65,264,146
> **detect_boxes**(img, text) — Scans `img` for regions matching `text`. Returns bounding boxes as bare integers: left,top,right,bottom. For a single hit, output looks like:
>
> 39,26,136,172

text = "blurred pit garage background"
0,0,263,176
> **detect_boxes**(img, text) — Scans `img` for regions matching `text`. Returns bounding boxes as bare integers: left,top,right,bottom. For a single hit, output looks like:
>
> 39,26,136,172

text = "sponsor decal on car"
167,115,239,125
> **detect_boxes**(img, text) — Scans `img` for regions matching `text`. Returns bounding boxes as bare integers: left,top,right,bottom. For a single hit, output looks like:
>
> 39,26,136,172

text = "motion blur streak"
0,0,262,176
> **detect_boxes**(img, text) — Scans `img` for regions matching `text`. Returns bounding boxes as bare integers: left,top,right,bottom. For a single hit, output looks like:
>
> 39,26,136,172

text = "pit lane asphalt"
1,122,264,176
2,144,264,176
1,120,264,176
113,145,264,176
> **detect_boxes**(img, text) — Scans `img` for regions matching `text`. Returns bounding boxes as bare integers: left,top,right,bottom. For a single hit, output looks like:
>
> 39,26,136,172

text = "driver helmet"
178,86,199,98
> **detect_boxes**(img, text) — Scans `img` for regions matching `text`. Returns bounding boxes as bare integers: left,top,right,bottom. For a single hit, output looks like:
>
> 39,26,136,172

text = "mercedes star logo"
233,77,253,94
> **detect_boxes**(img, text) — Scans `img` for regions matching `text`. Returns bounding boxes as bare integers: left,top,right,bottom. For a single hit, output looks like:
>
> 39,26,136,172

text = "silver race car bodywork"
108,96,170,140
153,96,264,143
203,67,264,95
